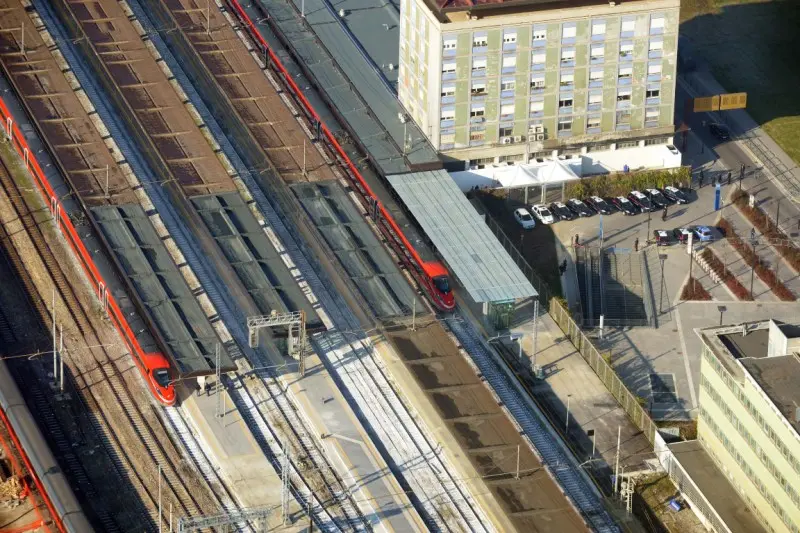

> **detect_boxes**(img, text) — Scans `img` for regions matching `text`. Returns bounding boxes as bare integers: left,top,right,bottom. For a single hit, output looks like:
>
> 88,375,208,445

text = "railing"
550,297,658,445
654,433,731,533
0,97,167,403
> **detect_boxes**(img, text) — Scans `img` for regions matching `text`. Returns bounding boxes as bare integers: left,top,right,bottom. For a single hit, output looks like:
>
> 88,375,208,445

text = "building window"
470,104,485,119
472,57,487,76
502,55,517,74
650,14,665,35
473,32,488,51
501,77,516,97
590,43,605,64
471,81,486,97
560,72,574,88
587,114,601,132
645,107,659,127
618,66,633,84
561,47,576,67
499,154,524,164
617,87,632,105
559,95,573,114
440,107,455,127
499,125,513,138
442,37,457,51
616,110,632,130
649,37,663,59
589,67,603,88
441,84,455,104
588,90,602,111
557,117,572,136
620,16,635,37
503,30,517,51
562,23,577,44
530,74,545,92
531,51,546,70
646,84,660,104
591,19,606,40
648,62,662,81
619,41,634,61
532,25,547,46
500,102,515,121
469,130,486,144
529,98,544,117
469,157,494,168
440,132,455,146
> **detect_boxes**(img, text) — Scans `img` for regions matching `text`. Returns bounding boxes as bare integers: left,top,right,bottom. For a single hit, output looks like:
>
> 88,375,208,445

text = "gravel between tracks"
0,146,222,530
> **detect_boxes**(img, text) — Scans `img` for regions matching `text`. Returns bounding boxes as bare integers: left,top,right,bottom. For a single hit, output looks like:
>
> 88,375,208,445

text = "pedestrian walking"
634,237,639,252
750,227,756,242
727,171,732,185
575,234,580,247
699,169,705,188
559,259,568,276
662,205,668,221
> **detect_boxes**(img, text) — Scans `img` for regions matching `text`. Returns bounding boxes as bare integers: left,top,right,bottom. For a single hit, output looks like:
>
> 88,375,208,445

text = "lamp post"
658,254,667,314
749,235,758,297
717,305,727,326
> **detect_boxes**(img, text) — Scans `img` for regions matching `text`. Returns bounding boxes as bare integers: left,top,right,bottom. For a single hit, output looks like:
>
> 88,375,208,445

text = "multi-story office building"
697,321,800,533
398,0,680,167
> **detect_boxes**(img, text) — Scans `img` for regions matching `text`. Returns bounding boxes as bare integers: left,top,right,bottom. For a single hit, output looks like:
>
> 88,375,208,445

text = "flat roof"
740,356,800,434
430,0,647,15
700,321,800,434
668,441,766,533
387,170,537,303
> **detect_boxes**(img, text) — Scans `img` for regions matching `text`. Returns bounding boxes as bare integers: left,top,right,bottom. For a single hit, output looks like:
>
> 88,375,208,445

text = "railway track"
28,0,374,527
0,149,227,531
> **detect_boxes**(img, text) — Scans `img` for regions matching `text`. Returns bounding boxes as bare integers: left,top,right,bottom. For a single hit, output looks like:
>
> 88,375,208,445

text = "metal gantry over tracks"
248,311,307,374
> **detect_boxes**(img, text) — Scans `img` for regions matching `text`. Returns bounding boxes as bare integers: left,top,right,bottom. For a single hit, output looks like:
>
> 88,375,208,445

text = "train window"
434,276,451,294
153,368,171,387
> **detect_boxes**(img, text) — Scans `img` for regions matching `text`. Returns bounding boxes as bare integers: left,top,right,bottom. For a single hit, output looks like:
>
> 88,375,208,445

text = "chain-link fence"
550,297,658,445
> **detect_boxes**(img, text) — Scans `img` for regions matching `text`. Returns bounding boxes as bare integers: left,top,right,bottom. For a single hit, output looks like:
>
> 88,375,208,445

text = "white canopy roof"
451,159,581,192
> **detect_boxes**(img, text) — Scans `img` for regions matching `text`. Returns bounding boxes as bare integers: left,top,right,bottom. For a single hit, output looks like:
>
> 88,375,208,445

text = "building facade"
697,322,800,533
398,0,680,167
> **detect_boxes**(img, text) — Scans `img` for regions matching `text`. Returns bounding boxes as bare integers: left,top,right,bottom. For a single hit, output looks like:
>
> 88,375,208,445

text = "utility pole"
515,444,520,479
215,344,223,419
206,0,211,36
59,325,64,392
531,299,539,373
104,165,110,200
20,24,25,56
302,139,307,178
775,198,781,232
750,241,756,297
614,425,621,495
52,289,57,386
158,464,162,533
565,395,571,434
411,298,416,331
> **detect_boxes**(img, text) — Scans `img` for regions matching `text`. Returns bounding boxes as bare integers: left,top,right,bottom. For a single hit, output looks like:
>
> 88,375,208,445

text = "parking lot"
482,147,800,420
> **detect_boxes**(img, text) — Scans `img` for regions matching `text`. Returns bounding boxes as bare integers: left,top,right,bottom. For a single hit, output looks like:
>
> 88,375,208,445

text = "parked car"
662,186,689,204
693,225,715,242
709,122,730,141
645,188,669,208
628,190,655,212
673,227,693,243
549,201,575,221
530,204,555,224
585,196,613,215
610,196,637,215
654,230,675,246
567,198,593,217
513,208,536,229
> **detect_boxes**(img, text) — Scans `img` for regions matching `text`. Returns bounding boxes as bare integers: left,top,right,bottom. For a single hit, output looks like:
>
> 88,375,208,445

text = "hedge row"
565,166,692,199
731,189,800,272
700,247,753,301
717,218,795,301
680,277,712,301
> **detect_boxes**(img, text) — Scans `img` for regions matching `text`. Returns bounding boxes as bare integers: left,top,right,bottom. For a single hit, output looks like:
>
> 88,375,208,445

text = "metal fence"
549,297,658,445
482,213,554,307
654,433,731,533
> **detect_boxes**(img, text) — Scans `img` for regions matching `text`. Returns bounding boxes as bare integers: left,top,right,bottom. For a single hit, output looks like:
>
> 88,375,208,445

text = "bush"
680,277,712,301
700,248,753,301
731,189,800,272
564,166,691,199
718,217,795,301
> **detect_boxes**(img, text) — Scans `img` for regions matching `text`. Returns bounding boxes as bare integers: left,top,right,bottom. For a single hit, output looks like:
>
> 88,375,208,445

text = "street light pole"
750,242,756,297
658,254,667,314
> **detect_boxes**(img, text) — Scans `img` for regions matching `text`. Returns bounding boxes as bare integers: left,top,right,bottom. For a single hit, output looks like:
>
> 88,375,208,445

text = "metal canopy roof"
387,170,536,303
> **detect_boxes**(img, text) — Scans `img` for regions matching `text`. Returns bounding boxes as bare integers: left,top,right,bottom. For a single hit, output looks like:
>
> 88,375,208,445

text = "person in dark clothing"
699,169,705,188
662,205,668,221
559,259,568,276
575,234,580,247
727,171,732,185
634,237,639,252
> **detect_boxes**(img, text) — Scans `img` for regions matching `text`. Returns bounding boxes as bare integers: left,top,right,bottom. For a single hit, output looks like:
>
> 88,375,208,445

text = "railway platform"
240,0,440,176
